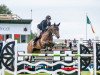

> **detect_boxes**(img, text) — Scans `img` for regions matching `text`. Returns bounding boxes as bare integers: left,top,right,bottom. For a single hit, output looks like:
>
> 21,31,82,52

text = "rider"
34,15,51,45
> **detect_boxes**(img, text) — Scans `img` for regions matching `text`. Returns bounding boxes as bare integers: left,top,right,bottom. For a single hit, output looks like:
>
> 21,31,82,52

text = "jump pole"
19,54,93,57
77,42,80,75
14,40,17,75
93,41,96,75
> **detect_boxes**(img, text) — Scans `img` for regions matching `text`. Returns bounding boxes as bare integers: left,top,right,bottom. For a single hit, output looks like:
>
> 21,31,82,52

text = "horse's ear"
58,23,60,26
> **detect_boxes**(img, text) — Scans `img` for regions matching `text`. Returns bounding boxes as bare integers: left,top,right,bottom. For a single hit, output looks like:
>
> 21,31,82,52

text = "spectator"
88,39,92,49
64,39,67,45
73,38,77,47
69,40,72,50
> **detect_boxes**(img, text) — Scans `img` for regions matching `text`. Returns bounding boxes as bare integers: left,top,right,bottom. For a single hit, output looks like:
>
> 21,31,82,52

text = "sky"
0,0,100,40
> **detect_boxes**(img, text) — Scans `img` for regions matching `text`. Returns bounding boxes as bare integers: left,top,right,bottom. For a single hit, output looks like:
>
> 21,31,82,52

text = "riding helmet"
46,15,51,20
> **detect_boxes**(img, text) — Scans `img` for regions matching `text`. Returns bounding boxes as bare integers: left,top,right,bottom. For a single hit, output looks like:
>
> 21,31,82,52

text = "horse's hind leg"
29,56,32,63
28,48,35,62
25,56,32,63
25,56,29,61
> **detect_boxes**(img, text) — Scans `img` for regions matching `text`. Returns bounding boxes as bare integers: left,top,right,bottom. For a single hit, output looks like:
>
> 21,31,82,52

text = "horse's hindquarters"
27,40,41,53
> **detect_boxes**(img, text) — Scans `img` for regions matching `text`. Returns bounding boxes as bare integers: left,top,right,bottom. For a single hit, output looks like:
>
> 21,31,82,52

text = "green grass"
5,71,51,75
5,71,98,75
5,71,12,75
81,71,91,75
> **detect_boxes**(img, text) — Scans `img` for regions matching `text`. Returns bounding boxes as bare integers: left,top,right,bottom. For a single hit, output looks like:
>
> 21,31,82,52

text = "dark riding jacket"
37,20,51,32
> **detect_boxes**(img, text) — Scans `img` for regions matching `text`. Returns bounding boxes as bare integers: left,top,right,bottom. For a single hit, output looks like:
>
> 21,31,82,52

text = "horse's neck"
41,30,52,41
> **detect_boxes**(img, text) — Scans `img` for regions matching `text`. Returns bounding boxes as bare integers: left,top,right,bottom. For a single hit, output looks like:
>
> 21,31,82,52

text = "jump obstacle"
0,40,100,75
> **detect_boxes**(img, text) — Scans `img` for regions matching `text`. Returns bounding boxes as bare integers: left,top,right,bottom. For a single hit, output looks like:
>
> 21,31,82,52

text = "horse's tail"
27,40,34,53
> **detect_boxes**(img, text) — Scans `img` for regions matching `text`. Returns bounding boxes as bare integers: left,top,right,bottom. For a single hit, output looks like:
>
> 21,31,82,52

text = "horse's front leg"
25,56,32,63
25,56,29,61
49,41,55,51
48,41,55,47
45,42,54,51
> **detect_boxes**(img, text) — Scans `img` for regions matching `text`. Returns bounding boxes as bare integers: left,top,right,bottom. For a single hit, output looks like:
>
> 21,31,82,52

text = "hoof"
49,49,52,51
25,58,29,61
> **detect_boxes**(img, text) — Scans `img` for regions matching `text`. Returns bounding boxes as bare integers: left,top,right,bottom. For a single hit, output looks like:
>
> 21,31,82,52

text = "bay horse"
27,23,60,53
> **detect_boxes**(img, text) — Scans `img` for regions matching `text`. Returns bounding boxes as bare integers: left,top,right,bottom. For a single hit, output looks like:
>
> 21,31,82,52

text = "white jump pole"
1,41,6,75
93,41,96,75
14,40,17,75
77,42,81,75
19,53,93,57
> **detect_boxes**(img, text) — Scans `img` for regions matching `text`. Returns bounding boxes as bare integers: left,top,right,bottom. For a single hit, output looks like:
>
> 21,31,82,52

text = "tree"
28,31,37,42
30,32,37,40
0,4,12,14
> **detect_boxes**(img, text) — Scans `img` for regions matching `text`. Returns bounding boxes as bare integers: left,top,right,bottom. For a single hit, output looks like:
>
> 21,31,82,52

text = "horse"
27,23,60,54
